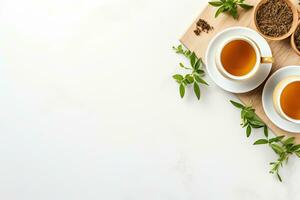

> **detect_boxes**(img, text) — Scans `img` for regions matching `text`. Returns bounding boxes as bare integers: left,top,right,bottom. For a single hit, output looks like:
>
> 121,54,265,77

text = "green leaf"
173,45,183,54
270,144,284,154
185,74,194,84
238,3,253,10
179,84,185,98
250,123,265,128
241,110,247,120
190,52,196,68
223,1,233,9
295,151,300,158
230,100,245,109
229,7,238,19
285,143,294,151
210,0,253,19
173,44,193,59
242,122,248,128
246,125,251,137
196,69,205,75
244,111,255,120
251,124,265,129
250,115,265,126
194,58,202,70
173,74,183,81
172,44,206,101
215,6,225,18
277,173,282,182
172,45,178,51
285,157,289,165
184,50,192,58
194,74,201,82
269,136,285,143
194,82,201,100
254,139,268,145
283,137,295,145
290,144,300,152
195,76,209,85
209,1,223,7
277,135,286,140
264,126,268,138
182,79,188,85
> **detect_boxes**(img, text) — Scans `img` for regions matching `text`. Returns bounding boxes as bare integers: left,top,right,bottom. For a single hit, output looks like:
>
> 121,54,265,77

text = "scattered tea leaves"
194,19,214,36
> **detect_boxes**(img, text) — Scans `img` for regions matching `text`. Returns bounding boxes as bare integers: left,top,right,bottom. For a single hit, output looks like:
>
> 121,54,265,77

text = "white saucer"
205,26,273,93
262,66,300,133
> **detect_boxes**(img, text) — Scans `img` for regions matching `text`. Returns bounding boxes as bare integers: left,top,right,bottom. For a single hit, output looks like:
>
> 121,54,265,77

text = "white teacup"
215,36,273,80
273,76,300,124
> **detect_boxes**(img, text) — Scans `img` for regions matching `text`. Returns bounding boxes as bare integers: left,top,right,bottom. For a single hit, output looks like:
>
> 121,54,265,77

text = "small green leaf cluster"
209,0,253,19
230,100,300,182
254,135,300,182
172,45,208,100
173,45,193,58
230,100,266,137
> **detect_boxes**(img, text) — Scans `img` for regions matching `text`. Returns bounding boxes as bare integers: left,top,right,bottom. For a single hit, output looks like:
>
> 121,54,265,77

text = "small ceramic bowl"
291,20,300,55
253,0,299,41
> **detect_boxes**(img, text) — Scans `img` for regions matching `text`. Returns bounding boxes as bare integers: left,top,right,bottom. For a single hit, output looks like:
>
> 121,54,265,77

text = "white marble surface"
0,0,299,199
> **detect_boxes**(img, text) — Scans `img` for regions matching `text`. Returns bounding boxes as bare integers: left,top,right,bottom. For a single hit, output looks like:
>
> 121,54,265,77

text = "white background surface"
0,0,299,199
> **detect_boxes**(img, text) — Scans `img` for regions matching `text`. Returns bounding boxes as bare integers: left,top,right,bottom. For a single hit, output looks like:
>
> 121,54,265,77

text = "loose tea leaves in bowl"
294,26,300,51
256,0,293,38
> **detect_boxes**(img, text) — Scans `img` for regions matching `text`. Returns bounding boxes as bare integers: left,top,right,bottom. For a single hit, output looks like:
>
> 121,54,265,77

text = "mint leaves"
209,0,253,19
172,45,208,100
254,135,300,182
231,100,300,182
230,100,266,137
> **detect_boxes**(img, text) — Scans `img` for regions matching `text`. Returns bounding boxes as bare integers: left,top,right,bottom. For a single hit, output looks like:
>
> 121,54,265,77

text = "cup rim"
216,36,261,80
275,76,300,124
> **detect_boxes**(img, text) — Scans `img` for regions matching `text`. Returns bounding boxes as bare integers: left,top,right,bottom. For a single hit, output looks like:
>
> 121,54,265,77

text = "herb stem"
230,100,300,182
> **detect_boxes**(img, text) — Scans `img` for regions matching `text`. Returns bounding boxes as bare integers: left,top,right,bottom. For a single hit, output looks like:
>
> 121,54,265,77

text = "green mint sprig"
209,0,253,19
172,45,208,100
254,135,300,182
230,100,300,182
230,100,266,137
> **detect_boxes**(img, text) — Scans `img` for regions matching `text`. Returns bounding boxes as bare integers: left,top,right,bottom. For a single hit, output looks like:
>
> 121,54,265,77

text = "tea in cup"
273,76,300,123
216,36,274,80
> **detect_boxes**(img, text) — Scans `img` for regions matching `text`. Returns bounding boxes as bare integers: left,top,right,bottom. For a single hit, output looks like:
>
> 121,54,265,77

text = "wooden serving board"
180,0,300,143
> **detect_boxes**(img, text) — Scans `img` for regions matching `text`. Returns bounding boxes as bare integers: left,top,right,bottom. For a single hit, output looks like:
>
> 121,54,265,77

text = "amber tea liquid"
280,81,300,120
221,40,257,76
